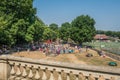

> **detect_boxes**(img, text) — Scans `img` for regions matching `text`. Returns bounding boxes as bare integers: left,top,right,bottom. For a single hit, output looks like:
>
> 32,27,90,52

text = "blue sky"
33,0,120,31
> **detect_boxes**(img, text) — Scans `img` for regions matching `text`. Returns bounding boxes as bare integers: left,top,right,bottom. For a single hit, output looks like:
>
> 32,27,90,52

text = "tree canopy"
0,0,44,46
0,0,96,46
49,23,58,31
59,22,71,42
70,15,96,44
43,27,57,41
96,30,120,39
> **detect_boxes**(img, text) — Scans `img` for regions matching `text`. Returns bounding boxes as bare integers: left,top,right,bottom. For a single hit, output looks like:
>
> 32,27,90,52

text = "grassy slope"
83,42,120,55
12,49,120,68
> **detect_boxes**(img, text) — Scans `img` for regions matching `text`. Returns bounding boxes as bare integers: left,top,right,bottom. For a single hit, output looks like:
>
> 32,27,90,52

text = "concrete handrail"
0,55,120,75
0,55,120,80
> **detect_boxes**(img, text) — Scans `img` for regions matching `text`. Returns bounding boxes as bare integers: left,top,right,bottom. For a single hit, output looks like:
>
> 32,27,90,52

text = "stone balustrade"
0,55,120,80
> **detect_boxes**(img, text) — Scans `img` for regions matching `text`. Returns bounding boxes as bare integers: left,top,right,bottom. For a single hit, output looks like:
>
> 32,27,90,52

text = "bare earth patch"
11,48,120,67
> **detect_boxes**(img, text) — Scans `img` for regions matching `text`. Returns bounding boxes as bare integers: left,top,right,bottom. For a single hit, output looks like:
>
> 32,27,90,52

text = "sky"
33,0,120,31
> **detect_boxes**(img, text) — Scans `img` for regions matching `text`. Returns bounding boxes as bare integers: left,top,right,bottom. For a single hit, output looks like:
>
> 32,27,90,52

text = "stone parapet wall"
105,52,120,61
0,55,120,80
92,48,120,61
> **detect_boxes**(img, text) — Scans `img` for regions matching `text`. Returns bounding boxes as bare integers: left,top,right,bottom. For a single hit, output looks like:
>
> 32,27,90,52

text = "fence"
0,55,120,80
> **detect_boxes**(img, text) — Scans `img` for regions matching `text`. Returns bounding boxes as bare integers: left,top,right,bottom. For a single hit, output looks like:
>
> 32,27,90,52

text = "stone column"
88,74,95,80
34,68,40,80
78,72,85,80
98,75,105,80
28,66,34,79
9,63,16,80
0,57,10,80
69,71,76,80
53,69,59,80
61,70,67,80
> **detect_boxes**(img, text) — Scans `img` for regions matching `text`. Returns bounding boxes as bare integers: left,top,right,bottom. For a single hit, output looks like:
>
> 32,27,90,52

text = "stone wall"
92,48,120,61
0,55,120,80
105,52,120,61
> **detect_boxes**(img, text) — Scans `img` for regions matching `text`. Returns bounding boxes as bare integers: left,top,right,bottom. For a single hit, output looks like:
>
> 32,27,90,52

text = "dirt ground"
12,48,120,67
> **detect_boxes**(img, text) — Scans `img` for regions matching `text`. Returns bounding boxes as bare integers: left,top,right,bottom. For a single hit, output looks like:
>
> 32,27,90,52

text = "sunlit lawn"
12,48,120,68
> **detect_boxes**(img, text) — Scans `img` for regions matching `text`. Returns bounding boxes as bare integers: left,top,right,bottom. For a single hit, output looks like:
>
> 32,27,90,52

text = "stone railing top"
0,55,120,75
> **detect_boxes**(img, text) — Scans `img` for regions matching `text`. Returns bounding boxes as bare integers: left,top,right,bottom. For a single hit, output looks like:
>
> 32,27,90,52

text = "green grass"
75,53,120,67
83,42,120,55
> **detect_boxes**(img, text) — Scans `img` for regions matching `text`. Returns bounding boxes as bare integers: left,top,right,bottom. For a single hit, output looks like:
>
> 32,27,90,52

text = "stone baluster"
75,75,78,80
78,72,85,80
58,72,62,80
28,66,34,79
49,71,54,80
110,77,115,80
46,68,51,80
21,65,27,80
9,63,16,80
39,67,43,80
76,77,79,80
61,70,67,80
42,68,47,80
88,74,95,80
98,75,105,80
15,64,22,80
34,67,40,80
67,73,70,80
69,71,76,80
53,69,59,80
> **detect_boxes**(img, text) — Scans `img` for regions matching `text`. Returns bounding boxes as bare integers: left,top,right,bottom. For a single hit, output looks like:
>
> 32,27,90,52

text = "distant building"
94,34,110,42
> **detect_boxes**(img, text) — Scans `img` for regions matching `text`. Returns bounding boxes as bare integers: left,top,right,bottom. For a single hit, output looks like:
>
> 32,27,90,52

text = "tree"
0,0,36,22
96,30,105,34
0,0,44,46
49,23,58,31
49,23,59,39
0,13,14,45
71,15,96,44
10,19,29,44
43,27,57,41
59,22,71,42
96,30,120,39
25,18,45,42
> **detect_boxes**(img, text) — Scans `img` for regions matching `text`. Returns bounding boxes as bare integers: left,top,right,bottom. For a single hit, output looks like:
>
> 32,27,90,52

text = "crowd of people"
0,45,10,54
1,42,107,59
0,42,83,56
30,43,82,56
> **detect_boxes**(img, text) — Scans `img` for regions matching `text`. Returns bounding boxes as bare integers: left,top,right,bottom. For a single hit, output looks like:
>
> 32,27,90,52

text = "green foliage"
10,19,29,44
49,23,58,31
83,41,120,55
26,19,44,42
49,23,59,39
0,0,36,22
0,0,96,46
0,0,44,46
59,22,71,42
0,14,14,45
96,30,120,39
43,27,57,41
71,15,96,44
